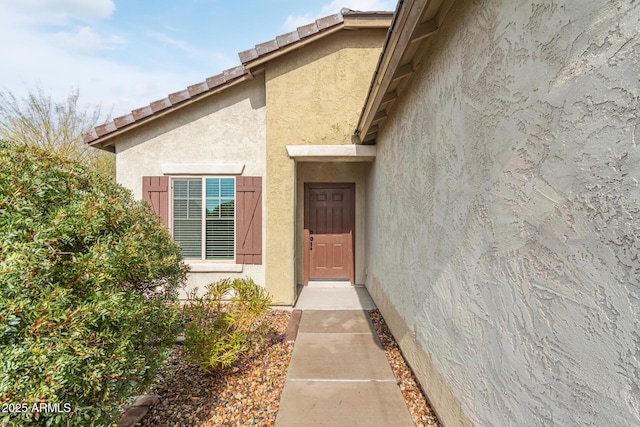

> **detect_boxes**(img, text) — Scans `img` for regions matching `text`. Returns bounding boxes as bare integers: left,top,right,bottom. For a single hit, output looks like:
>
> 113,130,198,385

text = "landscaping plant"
0,141,188,426
182,278,272,372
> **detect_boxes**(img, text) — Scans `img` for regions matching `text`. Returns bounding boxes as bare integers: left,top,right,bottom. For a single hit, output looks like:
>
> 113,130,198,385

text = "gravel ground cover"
132,308,440,426
137,310,293,426
367,309,441,427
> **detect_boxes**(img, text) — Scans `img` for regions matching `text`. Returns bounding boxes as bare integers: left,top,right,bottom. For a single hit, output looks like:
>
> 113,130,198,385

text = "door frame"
303,183,356,285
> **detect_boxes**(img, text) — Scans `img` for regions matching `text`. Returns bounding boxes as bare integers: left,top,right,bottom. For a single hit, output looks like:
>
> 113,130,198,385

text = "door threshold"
307,280,352,288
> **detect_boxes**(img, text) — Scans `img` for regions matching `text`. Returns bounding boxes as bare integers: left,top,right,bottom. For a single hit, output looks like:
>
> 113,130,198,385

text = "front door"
304,183,355,284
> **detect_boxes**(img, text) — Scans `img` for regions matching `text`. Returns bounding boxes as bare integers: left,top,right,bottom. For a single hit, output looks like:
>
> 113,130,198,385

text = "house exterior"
356,0,640,426
86,1,640,426
84,10,393,304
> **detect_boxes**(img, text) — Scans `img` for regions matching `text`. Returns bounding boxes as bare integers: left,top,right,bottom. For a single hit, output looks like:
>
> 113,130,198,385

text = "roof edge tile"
316,13,343,30
114,113,135,129
95,122,117,137
238,48,258,63
188,81,209,97
150,98,172,113
297,22,320,39
206,73,225,88
83,129,98,144
223,65,246,80
276,31,300,48
86,10,393,149
168,89,191,105
255,39,279,56
132,105,153,121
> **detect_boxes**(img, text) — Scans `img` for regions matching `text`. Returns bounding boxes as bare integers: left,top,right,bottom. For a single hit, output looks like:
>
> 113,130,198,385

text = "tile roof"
84,9,393,151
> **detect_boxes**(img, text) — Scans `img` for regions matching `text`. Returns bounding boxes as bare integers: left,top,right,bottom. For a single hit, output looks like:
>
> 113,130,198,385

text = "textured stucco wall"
115,77,266,298
116,78,266,197
295,162,368,285
265,29,387,304
366,1,640,426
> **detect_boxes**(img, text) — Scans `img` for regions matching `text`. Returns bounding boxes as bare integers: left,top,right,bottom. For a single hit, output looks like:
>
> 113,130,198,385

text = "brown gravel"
134,309,440,426
368,309,441,427
138,310,293,426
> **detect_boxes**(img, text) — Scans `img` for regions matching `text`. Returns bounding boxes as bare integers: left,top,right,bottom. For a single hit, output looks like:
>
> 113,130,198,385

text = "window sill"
186,263,243,273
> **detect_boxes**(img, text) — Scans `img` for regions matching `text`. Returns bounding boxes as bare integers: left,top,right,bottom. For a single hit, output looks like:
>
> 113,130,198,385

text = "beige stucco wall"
114,77,267,298
265,29,388,304
295,162,368,286
366,1,640,426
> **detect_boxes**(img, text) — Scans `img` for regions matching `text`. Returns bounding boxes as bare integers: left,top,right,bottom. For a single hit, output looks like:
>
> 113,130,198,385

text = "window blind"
173,177,235,261
173,179,202,258
205,178,234,260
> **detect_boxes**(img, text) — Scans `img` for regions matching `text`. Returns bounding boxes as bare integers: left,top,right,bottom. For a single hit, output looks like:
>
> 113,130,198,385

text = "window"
172,177,235,260
143,175,261,265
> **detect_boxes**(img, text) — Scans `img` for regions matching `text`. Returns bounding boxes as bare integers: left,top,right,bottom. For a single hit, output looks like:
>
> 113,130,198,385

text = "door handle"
309,230,313,250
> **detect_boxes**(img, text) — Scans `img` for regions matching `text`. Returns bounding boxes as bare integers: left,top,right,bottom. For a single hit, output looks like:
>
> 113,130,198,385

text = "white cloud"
142,27,237,73
283,0,397,31
283,14,315,31
148,31,196,55
0,7,207,119
54,26,126,54
4,0,115,21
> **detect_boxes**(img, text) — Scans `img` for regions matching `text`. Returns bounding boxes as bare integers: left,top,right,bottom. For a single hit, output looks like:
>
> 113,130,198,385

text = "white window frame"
170,176,236,264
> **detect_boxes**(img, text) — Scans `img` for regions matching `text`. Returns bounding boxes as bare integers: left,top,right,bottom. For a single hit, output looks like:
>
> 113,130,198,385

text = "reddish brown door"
304,183,355,283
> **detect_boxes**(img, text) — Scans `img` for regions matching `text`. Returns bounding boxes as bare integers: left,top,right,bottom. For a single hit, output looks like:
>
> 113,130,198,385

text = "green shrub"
182,278,271,371
0,141,188,426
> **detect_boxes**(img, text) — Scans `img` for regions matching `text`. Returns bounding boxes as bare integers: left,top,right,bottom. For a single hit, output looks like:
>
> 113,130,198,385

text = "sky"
0,0,397,121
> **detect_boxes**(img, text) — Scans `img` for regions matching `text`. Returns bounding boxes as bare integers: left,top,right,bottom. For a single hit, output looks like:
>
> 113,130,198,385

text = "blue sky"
0,0,396,120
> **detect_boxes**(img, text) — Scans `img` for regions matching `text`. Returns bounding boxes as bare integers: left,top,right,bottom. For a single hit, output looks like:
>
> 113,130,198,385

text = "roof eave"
242,14,393,73
85,10,393,151
85,73,252,150
355,0,456,144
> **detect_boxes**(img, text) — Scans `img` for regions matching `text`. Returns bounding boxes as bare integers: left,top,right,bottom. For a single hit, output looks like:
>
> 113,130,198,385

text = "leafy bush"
0,141,188,426
182,278,271,371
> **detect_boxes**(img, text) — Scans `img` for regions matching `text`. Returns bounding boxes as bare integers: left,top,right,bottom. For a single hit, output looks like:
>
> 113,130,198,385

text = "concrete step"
306,280,353,287
294,286,376,310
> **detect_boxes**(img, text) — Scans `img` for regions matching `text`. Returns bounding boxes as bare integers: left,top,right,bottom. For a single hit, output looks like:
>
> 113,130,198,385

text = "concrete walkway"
275,285,413,426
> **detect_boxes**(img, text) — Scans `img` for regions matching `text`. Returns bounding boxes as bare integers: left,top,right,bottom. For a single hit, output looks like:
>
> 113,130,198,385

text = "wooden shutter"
236,176,262,265
142,176,169,228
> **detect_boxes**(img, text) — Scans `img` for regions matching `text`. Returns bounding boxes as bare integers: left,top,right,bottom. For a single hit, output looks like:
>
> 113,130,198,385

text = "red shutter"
236,176,262,265
142,176,169,228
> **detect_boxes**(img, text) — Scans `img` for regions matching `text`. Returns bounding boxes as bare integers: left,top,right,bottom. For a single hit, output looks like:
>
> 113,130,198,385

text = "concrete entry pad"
306,280,352,287
275,381,413,427
298,310,373,334
287,333,394,381
295,285,376,310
